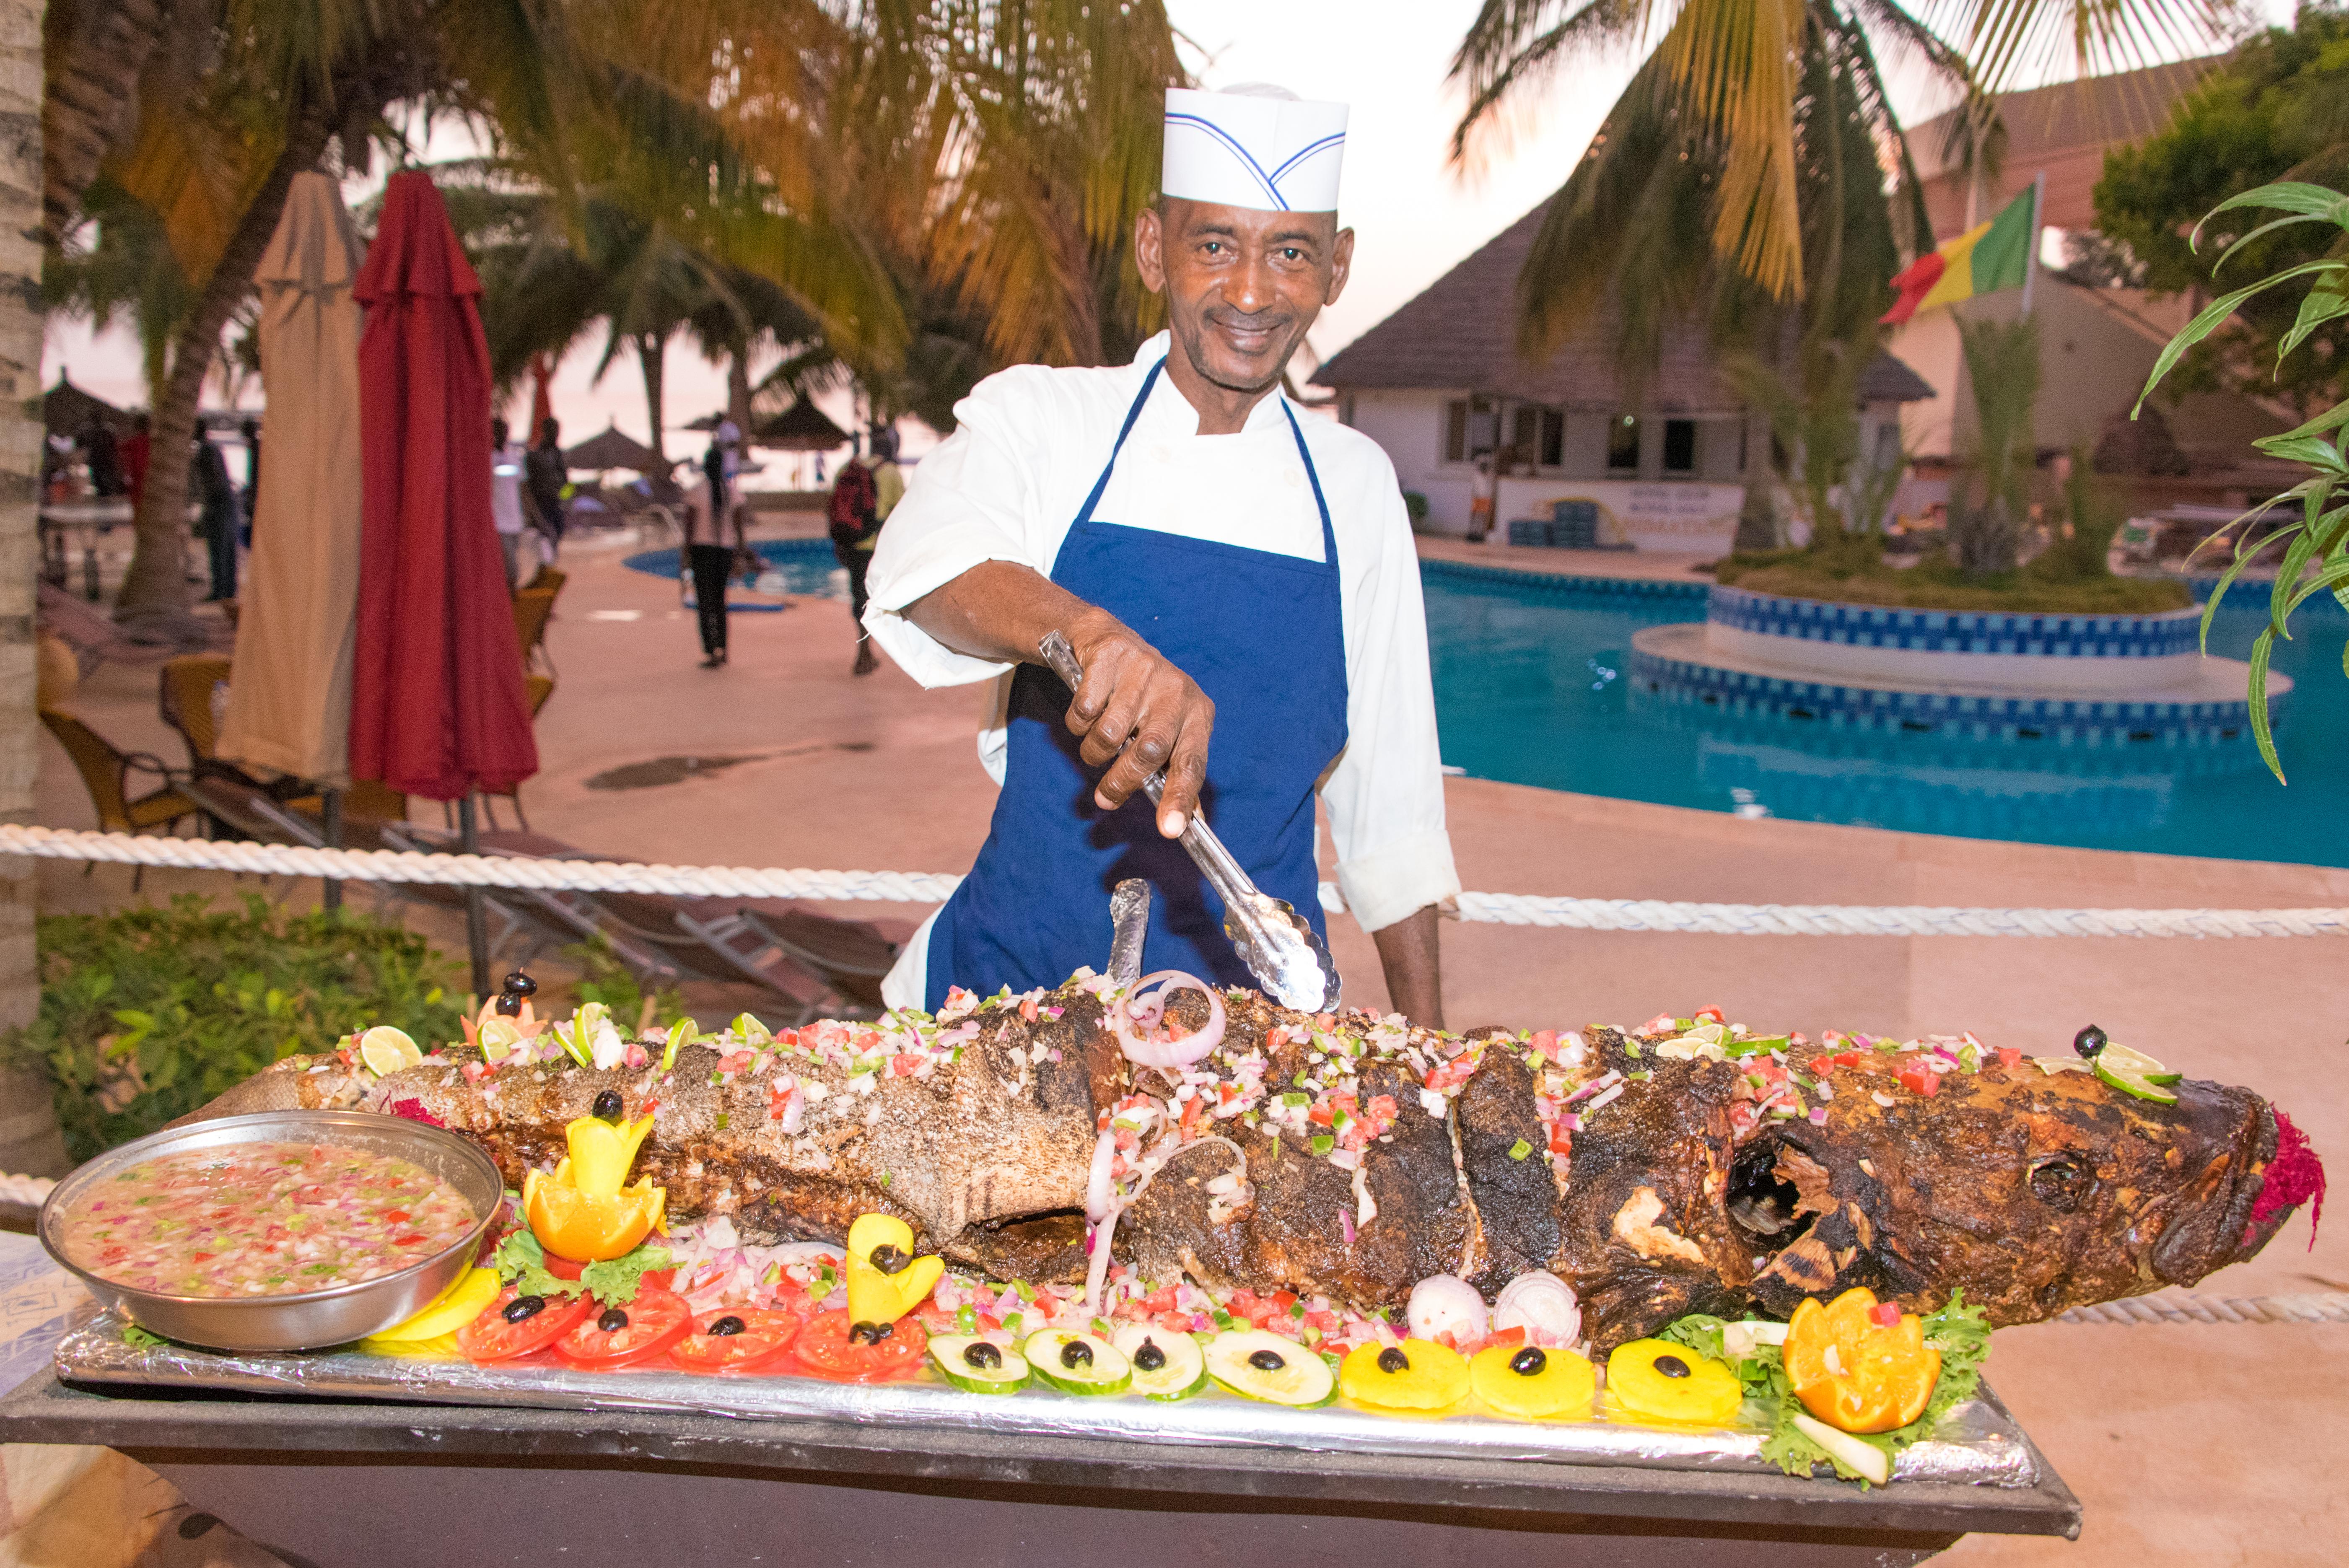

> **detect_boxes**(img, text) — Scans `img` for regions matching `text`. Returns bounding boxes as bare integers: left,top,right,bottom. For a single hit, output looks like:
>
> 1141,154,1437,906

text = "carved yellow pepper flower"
844,1213,943,1327
524,1108,665,1262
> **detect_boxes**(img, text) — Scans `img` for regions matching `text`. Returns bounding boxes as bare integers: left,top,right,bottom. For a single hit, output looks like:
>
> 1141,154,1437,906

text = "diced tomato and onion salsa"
58,1142,476,1298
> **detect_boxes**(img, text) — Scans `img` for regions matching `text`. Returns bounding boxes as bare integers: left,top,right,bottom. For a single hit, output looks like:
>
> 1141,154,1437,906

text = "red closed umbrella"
350,171,537,802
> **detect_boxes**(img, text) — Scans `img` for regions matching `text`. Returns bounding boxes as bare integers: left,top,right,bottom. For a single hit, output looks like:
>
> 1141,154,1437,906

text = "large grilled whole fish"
203,977,2321,1350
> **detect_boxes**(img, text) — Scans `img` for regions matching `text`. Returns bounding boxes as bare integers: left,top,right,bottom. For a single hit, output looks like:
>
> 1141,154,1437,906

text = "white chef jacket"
863,332,1457,1008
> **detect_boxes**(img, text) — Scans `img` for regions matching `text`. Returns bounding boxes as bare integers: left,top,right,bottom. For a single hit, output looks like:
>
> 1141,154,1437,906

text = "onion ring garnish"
1085,1129,1119,1225
1110,971,1225,1069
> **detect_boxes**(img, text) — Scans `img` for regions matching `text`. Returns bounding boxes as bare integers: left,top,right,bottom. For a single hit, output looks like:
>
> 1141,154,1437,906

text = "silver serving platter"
38,1110,503,1352
49,1313,2038,1488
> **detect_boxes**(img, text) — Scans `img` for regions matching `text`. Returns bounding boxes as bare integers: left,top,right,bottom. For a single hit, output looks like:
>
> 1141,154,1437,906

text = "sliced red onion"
1082,1134,1249,1313
1085,1130,1119,1225
1110,972,1225,1069
1406,1274,1486,1344
1493,1271,1580,1347
1339,1207,1355,1247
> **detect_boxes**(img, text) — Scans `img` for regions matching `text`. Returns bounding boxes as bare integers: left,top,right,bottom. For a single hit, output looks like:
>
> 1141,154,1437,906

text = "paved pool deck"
29,523,2349,1567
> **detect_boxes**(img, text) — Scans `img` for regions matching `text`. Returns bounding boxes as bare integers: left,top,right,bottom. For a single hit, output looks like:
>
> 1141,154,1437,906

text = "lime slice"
476,1017,522,1063
1112,1324,1208,1401
1203,1329,1336,1407
358,1026,423,1077
2094,1042,2180,1102
1022,1330,1130,1395
929,1334,1030,1394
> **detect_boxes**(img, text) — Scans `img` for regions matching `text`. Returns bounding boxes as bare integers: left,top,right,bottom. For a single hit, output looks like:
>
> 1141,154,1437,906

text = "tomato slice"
454,1288,594,1364
787,1309,928,1383
551,1288,694,1371
667,1308,801,1376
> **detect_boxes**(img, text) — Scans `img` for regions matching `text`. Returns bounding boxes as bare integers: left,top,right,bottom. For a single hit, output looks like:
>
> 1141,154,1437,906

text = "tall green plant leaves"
2139,177,2349,780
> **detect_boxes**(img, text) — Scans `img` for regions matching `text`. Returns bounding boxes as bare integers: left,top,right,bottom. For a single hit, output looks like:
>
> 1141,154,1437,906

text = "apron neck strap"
1072,356,1340,570
1072,359,1165,529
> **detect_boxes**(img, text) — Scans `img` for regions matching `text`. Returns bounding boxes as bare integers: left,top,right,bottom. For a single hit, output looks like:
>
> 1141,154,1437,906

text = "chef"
863,84,1458,1024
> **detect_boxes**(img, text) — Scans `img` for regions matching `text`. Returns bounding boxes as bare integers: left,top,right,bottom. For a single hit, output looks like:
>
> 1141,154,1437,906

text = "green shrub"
0,896,465,1163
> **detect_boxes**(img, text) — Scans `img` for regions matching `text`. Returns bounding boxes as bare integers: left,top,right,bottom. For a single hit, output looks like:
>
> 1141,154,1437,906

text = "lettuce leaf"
1659,1291,1995,1488
492,1228,672,1306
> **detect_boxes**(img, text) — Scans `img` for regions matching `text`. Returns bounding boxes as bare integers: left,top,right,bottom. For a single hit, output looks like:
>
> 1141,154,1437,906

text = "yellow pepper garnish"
524,1109,666,1263
844,1213,944,1327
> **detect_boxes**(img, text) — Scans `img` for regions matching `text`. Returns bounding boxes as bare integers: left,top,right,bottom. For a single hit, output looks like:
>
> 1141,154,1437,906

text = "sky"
39,0,2294,459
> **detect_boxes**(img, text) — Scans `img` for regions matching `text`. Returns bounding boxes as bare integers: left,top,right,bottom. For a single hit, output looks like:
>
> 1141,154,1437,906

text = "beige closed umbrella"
217,171,366,788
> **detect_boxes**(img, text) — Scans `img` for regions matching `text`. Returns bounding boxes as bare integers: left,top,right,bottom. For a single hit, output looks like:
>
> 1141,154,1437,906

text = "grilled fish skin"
184,982,2318,1350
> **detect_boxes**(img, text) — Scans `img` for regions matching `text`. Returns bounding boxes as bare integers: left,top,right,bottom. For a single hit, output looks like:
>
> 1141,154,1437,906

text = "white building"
1315,202,1932,551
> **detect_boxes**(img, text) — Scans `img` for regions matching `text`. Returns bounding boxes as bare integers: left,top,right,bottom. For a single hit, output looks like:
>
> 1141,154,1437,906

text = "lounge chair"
39,707,200,852
388,825,897,1021
512,585,557,679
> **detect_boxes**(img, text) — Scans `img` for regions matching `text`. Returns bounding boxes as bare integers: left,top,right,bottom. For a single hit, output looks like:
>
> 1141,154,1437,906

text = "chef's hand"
1064,607,1213,837
896,562,1212,839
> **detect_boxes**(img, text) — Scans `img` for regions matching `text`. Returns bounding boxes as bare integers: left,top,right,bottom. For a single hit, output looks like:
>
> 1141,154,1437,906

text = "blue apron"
925,360,1348,1007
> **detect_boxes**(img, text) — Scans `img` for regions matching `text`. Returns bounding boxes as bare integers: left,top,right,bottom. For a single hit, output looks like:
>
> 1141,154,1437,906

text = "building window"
1538,408,1564,469
1662,419,1698,474
1444,397,1497,464
1606,413,1640,472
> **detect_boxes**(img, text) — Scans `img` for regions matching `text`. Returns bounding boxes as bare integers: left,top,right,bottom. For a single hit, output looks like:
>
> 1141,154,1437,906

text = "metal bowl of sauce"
39,1110,503,1351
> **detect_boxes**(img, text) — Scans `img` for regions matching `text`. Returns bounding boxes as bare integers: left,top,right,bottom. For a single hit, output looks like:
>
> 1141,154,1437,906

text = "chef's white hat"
1162,84,1347,214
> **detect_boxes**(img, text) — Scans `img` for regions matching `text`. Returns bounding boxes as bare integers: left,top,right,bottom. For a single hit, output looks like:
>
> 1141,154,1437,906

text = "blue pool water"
1423,562,2349,868
627,541,2346,866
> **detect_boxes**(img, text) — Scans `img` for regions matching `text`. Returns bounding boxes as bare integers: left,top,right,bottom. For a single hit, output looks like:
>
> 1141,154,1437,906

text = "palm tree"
1448,1,2234,551
3,0,71,1173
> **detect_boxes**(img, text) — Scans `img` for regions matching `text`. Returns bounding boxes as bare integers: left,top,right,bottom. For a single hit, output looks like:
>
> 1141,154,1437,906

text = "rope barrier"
5,824,2346,939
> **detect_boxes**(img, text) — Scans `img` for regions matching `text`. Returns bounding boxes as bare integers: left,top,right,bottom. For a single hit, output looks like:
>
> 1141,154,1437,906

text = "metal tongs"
1040,631,1341,1011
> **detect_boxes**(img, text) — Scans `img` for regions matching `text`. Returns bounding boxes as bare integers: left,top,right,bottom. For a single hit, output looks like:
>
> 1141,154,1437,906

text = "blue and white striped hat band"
1162,86,1347,214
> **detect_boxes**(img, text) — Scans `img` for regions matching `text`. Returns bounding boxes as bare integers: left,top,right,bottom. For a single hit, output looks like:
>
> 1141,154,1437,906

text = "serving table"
0,1363,2078,1567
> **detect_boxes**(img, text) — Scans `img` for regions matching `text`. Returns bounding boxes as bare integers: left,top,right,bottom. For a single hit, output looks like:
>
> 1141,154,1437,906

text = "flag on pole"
1880,185,2039,325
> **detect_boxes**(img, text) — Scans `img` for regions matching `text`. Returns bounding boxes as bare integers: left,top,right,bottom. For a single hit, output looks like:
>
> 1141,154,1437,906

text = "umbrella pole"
458,793,491,1000
321,788,343,913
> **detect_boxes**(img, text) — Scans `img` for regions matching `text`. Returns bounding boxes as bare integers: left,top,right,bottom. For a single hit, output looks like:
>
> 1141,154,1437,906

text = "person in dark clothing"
526,417,567,550
239,417,261,542
702,432,731,542
192,434,239,601
120,413,152,508
79,417,124,497
683,454,747,668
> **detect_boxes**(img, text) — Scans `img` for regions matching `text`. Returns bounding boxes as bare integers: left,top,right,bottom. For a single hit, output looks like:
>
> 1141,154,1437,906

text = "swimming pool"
1423,561,2349,868
622,538,848,605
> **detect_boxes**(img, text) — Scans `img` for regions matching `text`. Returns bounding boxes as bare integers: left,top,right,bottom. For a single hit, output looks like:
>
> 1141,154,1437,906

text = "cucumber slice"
928,1335,1031,1394
1111,1324,1208,1402
1022,1330,1130,1395
2093,1043,2180,1104
1203,1329,1335,1407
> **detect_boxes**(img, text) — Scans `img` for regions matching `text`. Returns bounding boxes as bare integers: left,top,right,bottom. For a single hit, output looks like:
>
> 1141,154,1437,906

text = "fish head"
1737,1060,2302,1325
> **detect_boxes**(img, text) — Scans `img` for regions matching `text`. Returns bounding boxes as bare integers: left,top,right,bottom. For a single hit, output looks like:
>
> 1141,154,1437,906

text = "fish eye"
2028,1154,2090,1212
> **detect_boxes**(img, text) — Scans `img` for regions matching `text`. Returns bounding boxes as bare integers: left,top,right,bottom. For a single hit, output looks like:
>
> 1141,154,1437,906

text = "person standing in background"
120,412,152,511
191,433,239,601
859,426,903,676
526,417,567,552
683,450,747,668
79,415,122,498
702,426,733,548
490,417,529,586
828,442,880,676
238,417,261,542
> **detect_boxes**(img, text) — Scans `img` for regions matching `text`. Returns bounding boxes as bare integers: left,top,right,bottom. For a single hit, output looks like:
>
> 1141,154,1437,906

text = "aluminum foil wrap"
53,1314,2035,1487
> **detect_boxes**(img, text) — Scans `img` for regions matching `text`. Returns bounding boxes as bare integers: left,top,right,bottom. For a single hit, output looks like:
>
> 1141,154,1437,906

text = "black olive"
2074,1024,2108,1058
597,1307,628,1333
1510,1346,1547,1376
848,1320,892,1345
1059,1339,1094,1370
1377,1346,1410,1374
707,1315,745,1338
1133,1340,1167,1372
1247,1348,1286,1372
962,1341,1003,1370
867,1244,912,1275
591,1089,625,1122
495,972,537,1016
502,1294,545,1322
1654,1353,1691,1379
